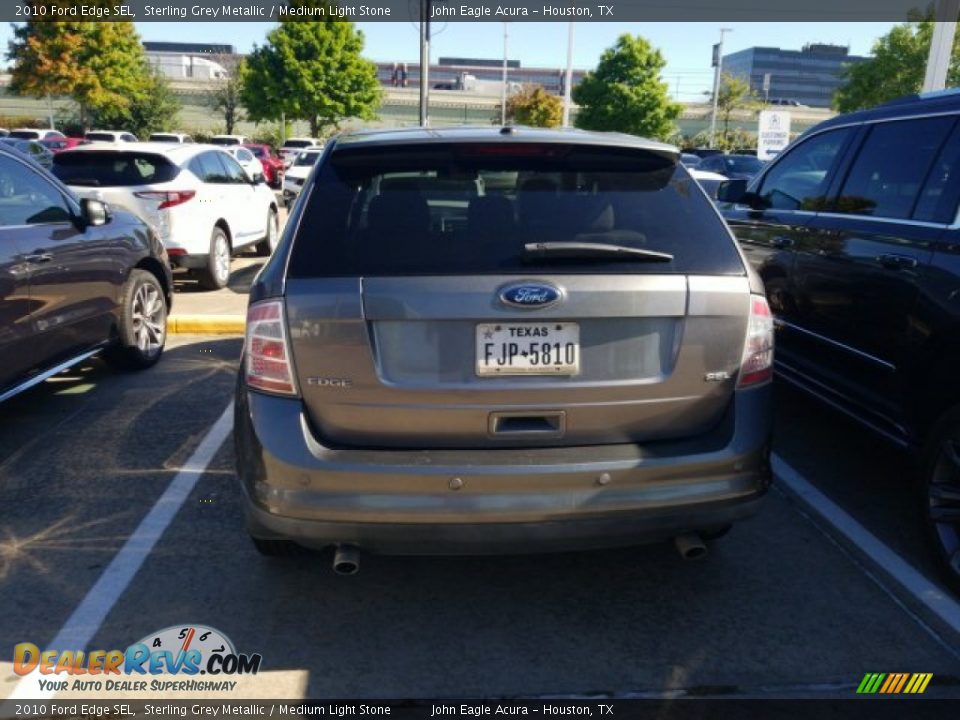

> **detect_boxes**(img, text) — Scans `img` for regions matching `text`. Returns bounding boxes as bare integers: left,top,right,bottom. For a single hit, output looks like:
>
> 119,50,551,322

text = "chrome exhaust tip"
674,533,707,561
332,544,360,575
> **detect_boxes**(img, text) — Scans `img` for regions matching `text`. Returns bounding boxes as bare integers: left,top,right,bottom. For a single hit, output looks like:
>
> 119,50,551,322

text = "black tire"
920,407,960,594
197,226,231,290
103,269,167,371
250,535,301,557
255,208,280,257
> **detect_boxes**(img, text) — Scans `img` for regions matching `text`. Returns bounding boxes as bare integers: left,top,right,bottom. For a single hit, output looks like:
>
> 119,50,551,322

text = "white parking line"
773,453,960,642
10,403,234,701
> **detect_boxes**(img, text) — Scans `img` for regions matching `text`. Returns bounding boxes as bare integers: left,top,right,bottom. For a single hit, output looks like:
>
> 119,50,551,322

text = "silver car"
235,127,773,571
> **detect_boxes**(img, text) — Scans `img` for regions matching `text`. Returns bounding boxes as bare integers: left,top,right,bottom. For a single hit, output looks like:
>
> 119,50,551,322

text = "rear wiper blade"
522,242,674,263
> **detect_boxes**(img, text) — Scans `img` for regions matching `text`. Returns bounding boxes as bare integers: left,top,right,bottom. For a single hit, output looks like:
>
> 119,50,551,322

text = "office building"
723,44,868,108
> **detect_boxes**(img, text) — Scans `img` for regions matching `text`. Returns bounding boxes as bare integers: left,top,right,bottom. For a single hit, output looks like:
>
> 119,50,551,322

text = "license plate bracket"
475,322,580,376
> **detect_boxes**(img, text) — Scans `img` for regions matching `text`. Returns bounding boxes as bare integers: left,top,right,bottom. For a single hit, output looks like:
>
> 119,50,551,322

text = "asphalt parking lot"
1,335,958,700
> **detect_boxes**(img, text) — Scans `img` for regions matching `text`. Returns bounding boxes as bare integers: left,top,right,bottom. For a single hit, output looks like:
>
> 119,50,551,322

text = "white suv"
280,137,319,166
53,143,280,290
85,130,139,143
210,134,249,146
9,128,65,141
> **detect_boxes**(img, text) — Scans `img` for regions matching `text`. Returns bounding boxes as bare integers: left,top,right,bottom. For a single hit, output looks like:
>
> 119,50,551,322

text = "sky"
0,21,897,100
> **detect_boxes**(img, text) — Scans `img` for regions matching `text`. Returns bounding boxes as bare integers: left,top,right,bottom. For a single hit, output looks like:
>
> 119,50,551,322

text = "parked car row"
2,95,958,594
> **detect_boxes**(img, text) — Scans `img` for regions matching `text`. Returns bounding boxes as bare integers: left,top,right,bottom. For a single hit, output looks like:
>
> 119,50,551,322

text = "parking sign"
757,110,791,161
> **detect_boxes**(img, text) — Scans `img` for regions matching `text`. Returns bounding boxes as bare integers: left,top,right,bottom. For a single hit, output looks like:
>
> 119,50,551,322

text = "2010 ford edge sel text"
234,126,773,570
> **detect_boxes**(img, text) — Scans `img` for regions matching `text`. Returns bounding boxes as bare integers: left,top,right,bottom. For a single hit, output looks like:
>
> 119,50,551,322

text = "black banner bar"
5,0,960,23
3,699,960,720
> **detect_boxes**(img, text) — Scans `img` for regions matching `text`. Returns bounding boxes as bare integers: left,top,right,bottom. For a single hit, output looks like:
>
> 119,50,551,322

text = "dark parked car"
718,90,960,592
698,153,766,181
0,143,172,404
235,126,774,570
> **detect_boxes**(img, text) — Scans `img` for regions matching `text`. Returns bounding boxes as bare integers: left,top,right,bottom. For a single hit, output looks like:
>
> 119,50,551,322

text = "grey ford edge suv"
234,127,773,568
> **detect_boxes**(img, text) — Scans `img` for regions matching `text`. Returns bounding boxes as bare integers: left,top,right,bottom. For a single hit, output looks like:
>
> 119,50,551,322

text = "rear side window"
9,131,38,139
288,143,744,277
0,154,72,226
85,132,117,142
755,128,850,211
912,119,960,224
52,151,180,187
294,152,321,167
835,117,956,220
284,140,313,149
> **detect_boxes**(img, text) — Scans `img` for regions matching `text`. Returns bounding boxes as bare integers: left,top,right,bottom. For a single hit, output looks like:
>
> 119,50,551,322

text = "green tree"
497,86,563,127
7,10,175,132
834,17,960,112
240,15,381,137
95,67,181,138
710,73,758,149
572,34,681,140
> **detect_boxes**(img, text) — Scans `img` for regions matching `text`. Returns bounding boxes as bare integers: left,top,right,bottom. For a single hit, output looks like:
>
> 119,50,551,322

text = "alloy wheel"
131,283,165,355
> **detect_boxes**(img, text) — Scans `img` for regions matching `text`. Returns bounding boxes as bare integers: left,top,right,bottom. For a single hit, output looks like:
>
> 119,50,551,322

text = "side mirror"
80,197,110,227
716,178,748,204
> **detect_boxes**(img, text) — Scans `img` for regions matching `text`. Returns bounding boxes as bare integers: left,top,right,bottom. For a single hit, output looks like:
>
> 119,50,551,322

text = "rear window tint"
289,143,743,277
835,117,956,220
52,151,179,187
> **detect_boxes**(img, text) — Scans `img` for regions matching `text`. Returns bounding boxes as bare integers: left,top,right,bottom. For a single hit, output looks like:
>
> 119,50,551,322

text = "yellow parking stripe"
904,674,919,693
917,674,933,694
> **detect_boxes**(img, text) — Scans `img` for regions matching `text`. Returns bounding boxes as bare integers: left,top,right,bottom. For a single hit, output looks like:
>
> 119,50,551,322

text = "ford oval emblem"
499,282,562,309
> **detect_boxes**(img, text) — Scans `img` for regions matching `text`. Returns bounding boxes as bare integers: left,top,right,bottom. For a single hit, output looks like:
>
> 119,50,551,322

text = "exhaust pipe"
674,533,707,561
332,544,360,575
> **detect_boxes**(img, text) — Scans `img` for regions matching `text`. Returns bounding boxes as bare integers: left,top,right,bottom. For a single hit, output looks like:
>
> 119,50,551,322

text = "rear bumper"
234,383,772,554
169,253,209,271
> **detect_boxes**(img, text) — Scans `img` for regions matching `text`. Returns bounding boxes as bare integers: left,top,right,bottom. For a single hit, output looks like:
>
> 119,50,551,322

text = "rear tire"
250,535,300,557
103,269,167,371
920,407,960,594
255,208,279,257
197,226,231,290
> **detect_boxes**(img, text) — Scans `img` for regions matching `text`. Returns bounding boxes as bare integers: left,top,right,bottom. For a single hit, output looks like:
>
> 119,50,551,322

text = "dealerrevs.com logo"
14,624,262,693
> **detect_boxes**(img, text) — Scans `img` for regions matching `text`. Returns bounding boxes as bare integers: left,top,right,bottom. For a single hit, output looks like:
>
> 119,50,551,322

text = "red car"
242,144,284,188
40,137,88,153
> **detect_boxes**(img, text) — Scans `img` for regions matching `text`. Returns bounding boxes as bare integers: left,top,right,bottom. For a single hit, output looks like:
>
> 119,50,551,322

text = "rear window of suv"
289,143,744,277
52,151,180,187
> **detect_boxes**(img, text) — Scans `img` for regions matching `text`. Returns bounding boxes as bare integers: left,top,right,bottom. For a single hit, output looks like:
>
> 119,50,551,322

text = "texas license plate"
476,322,580,376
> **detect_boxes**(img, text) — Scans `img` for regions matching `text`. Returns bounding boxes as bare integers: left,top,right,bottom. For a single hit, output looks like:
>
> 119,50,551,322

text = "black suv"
718,90,960,591
0,143,172,403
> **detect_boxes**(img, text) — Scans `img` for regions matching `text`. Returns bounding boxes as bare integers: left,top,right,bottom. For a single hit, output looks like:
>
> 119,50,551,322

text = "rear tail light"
244,300,298,396
738,294,774,388
133,190,196,209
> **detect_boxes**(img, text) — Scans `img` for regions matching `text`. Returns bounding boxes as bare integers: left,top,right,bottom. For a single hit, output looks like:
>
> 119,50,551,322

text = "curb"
169,314,246,335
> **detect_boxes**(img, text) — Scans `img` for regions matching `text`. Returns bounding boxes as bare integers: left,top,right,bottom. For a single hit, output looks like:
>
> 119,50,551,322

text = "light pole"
709,27,732,149
501,23,509,125
562,22,575,127
419,0,431,127
923,0,960,92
